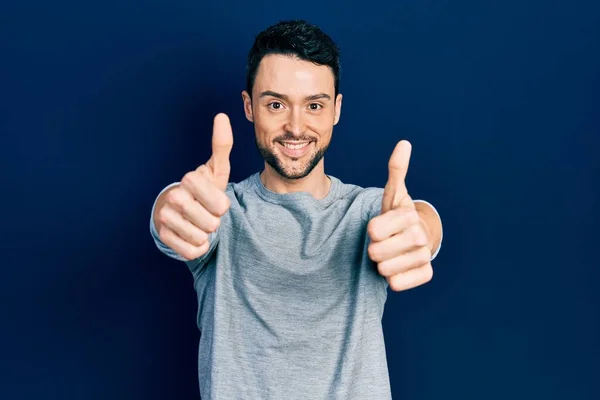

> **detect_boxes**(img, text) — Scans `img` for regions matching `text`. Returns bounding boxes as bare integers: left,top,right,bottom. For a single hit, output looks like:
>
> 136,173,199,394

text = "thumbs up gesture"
155,113,234,261
367,141,435,291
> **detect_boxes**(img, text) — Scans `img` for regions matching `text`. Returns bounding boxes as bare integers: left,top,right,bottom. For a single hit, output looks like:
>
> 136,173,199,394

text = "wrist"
414,200,442,257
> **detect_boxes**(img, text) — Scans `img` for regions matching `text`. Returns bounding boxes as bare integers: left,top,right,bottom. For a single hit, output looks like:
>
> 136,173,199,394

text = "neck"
260,160,331,200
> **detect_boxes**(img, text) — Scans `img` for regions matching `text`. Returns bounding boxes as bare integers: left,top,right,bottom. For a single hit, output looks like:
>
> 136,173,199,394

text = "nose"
284,107,306,137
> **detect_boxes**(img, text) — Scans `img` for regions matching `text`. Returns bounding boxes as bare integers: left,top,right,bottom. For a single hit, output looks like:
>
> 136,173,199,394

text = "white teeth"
282,142,309,150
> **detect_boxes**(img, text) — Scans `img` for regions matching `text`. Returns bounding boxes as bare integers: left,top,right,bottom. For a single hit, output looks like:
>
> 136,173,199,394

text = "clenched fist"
154,113,234,261
367,141,435,292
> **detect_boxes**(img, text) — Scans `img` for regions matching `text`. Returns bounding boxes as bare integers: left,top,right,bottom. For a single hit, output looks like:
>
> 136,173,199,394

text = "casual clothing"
150,172,442,399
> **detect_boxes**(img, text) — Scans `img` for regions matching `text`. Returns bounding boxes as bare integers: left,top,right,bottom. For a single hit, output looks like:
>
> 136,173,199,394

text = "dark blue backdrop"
2,1,598,399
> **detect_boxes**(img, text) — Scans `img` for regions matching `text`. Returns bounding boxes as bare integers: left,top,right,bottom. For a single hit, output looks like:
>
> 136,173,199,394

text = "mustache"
273,132,317,142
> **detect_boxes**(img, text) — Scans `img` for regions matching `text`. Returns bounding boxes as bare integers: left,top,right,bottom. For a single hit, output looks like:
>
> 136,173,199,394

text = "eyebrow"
258,91,331,101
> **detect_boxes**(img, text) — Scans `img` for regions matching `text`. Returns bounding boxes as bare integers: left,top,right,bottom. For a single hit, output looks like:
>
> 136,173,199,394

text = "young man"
150,20,443,399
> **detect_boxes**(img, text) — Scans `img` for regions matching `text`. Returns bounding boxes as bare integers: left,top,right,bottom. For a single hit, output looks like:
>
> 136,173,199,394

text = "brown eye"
309,103,322,110
268,102,282,110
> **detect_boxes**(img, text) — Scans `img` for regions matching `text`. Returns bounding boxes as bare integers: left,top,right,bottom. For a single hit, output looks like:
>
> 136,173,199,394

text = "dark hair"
245,20,341,98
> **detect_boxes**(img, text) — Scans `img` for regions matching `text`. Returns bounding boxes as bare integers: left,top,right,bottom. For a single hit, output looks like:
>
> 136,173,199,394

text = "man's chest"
207,208,375,307
223,206,369,268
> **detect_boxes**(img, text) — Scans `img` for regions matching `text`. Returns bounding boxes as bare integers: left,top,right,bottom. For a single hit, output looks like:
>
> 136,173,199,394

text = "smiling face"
242,54,343,180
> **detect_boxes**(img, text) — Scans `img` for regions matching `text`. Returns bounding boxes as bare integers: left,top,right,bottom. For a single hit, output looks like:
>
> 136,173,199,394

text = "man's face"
242,54,343,180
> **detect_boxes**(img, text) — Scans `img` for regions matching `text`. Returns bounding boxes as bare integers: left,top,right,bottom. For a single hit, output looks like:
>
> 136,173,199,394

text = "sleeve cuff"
413,199,443,261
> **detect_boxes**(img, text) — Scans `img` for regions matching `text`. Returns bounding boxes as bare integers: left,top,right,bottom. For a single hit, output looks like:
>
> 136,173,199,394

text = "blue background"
1,1,598,399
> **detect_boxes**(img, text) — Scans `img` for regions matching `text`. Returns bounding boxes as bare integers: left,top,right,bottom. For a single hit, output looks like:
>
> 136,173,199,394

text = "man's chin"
274,164,311,180
258,142,327,181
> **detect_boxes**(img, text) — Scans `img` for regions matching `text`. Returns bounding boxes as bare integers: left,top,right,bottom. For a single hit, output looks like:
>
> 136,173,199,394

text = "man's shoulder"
225,172,259,193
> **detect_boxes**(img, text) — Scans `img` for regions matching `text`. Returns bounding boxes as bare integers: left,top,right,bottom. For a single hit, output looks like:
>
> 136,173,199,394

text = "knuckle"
191,230,208,246
180,248,195,261
407,211,420,225
179,199,192,215
158,226,169,243
180,172,193,186
199,241,210,254
377,260,392,277
411,226,428,247
157,208,169,225
367,220,378,240
166,188,183,207
156,207,167,225
388,278,403,292
180,172,199,192
368,243,380,262
181,243,199,260
418,247,431,265
196,164,209,175
423,265,434,282
216,196,231,216
187,242,209,260
205,216,220,233
195,242,210,258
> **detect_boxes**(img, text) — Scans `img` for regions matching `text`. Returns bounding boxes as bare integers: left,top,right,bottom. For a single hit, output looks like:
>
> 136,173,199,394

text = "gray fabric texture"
150,172,442,399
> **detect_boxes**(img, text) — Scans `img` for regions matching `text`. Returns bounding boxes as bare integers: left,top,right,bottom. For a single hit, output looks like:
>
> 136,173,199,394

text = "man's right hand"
154,113,234,261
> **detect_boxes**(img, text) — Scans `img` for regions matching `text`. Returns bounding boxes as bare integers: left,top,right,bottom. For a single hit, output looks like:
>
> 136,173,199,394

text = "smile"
281,141,310,149
276,141,314,158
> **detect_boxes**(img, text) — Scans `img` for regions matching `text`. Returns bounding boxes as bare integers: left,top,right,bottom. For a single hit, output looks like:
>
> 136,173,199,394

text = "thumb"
381,140,413,213
208,113,234,191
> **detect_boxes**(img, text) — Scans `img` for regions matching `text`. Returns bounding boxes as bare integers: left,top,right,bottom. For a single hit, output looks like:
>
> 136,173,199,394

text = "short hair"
245,20,341,98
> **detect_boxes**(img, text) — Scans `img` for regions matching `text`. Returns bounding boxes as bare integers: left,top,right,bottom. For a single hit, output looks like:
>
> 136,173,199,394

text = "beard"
255,133,330,180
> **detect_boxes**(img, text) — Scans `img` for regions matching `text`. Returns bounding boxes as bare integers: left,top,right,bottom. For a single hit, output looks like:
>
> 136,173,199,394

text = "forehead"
253,54,335,97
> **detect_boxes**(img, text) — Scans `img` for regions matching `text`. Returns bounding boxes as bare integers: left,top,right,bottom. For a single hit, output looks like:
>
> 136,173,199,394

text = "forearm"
414,200,442,257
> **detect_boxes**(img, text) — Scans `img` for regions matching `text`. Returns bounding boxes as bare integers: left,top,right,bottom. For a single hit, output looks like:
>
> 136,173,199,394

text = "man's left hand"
367,140,434,292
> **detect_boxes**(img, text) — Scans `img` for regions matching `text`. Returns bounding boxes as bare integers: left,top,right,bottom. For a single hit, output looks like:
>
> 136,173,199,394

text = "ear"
241,90,253,122
333,93,343,125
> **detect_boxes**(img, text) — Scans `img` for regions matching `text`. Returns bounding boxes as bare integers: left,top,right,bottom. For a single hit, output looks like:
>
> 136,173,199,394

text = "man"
150,20,443,399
